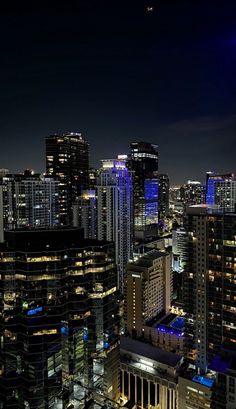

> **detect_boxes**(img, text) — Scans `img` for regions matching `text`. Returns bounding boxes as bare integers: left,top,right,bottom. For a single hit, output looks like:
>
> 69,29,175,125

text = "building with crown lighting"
73,190,97,239
130,142,159,239
97,159,133,292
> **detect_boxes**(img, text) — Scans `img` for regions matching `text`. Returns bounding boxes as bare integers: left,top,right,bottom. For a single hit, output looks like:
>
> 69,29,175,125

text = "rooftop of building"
187,204,236,216
127,249,166,269
120,336,182,368
0,228,112,252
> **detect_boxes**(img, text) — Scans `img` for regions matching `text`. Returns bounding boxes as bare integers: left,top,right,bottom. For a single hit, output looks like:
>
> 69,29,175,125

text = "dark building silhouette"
46,133,89,225
158,174,170,219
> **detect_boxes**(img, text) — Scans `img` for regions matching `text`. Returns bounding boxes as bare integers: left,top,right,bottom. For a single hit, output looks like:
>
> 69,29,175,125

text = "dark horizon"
1,0,236,184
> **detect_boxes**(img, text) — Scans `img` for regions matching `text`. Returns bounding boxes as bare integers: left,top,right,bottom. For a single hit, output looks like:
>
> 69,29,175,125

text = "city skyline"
1,1,236,408
1,0,236,183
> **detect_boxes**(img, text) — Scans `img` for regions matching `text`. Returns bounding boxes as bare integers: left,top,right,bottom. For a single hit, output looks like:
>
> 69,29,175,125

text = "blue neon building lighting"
145,179,158,200
206,175,223,205
206,179,216,204
208,354,230,374
103,341,109,349
27,306,43,316
61,326,69,336
156,324,183,337
83,328,89,341
171,317,186,330
145,179,158,224
192,375,214,388
83,334,88,341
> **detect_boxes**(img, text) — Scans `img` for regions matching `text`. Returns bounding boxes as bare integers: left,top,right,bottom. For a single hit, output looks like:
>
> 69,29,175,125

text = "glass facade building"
46,133,89,225
130,142,158,239
0,228,120,408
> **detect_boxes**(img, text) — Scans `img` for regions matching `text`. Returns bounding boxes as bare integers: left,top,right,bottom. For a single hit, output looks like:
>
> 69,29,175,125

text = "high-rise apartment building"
72,190,97,239
97,159,133,292
130,142,158,239
183,205,236,372
0,228,120,409
1,170,59,229
205,172,234,206
125,249,172,338
214,179,236,212
46,132,89,225
158,174,169,219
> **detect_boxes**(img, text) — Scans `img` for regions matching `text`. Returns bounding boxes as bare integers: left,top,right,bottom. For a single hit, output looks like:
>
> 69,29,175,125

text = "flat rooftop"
120,336,182,368
1,228,111,252
127,249,166,269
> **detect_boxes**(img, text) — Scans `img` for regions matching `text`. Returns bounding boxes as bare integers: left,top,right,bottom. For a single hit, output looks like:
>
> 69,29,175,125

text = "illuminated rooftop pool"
192,375,214,388
171,316,186,330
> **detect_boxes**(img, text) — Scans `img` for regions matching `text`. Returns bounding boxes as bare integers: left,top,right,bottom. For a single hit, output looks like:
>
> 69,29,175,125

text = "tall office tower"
144,178,159,228
130,142,158,239
88,168,98,190
124,249,172,338
72,190,97,239
1,170,59,229
97,159,133,292
180,180,205,206
0,228,120,409
46,132,89,225
205,172,234,205
172,227,188,272
158,174,169,219
183,205,236,373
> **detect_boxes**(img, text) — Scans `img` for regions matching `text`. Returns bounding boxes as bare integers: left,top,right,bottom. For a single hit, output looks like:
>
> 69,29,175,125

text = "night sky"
1,0,236,184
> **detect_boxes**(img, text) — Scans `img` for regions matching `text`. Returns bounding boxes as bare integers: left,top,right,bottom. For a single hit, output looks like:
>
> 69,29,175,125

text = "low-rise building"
120,336,183,409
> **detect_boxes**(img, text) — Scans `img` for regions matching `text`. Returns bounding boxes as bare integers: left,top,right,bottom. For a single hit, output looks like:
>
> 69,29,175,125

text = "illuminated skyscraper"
97,159,133,292
180,180,205,206
214,179,236,212
130,142,158,239
73,190,97,239
205,172,234,206
183,205,236,372
46,132,89,225
1,170,59,229
125,249,172,339
172,227,188,273
158,174,169,219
